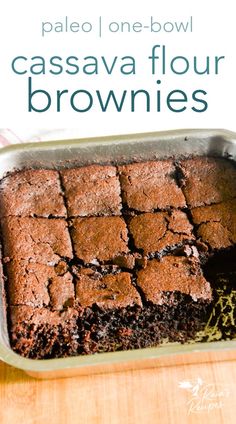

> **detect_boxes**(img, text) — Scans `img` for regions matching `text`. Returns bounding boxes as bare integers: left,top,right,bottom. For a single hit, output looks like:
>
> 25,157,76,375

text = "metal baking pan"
0,128,236,379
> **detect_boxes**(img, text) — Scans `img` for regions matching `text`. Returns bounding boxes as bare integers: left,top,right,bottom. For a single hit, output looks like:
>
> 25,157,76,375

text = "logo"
178,377,231,415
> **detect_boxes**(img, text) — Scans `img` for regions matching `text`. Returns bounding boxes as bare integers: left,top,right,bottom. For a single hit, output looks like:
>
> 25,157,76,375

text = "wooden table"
1,356,236,424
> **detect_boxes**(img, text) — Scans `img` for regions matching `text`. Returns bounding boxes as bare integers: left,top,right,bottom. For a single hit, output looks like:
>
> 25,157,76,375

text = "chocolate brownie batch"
0,157,235,358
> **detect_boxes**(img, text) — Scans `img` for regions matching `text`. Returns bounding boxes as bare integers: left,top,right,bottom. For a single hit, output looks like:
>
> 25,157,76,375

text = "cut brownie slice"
75,268,142,309
71,261,212,355
9,306,79,359
136,256,212,304
70,217,129,263
179,157,236,207
191,200,236,251
0,169,66,218
74,268,143,354
7,261,75,310
1,217,73,265
61,165,122,217
128,210,194,256
118,160,186,212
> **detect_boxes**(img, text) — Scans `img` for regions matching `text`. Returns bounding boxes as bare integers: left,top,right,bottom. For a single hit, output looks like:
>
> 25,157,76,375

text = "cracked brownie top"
2,157,235,359
61,165,122,217
1,217,73,264
1,157,235,320
128,210,194,256
0,169,66,218
136,256,212,304
179,157,236,207
70,216,129,263
118,160,186,211
75,268,142,309
191,199,236,250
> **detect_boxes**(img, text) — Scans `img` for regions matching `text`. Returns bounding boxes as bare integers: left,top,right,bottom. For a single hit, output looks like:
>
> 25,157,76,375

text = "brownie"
70,261,212,355
75,268,142,309
129,210,194,256
1,217,73,265
70,216,129,263
61,165,122,217
6,261,74,310
191,200,236,250
9,306,79,359
179,157,236,207
118,160,186,211
137,256,212,305
0,169,66,218
1,156,236,360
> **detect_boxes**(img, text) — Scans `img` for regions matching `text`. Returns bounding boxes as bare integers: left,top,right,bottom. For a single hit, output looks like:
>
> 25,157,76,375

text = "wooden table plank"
1,358,236,424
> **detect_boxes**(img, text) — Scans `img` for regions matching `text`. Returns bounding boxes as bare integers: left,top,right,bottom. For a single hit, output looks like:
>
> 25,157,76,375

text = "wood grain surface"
1,357,236,424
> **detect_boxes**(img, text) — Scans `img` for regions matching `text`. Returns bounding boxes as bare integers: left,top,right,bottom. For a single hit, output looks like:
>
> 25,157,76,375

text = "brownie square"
7,261,75,310
0,169,66,218
179,157,236,207
75,268,142,309
191,200,236,250
137,256,212,305
70,217,129,263
118,160,186,211
61,165,122,217
129,210,194,256
9,306,79,359
1,217,73,265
